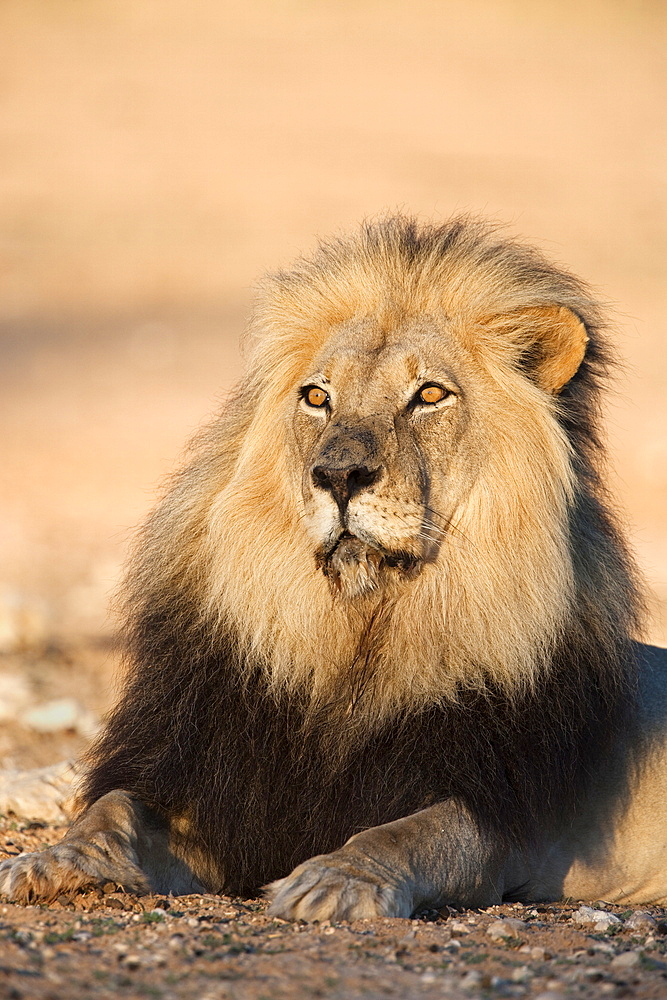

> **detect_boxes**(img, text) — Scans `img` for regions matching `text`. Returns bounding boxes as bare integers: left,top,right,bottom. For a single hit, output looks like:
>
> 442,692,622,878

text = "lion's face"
198,219,602,708
290,316,482,598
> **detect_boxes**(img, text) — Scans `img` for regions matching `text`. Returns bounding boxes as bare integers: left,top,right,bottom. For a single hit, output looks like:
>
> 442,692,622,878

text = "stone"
0,672,32,721
20,698,98,736
591,941,615,955
0,759,80,822
0,590,48,653
610,950,641,969
486,917,525,939
581,966,605,981
519,944,549,960
571,906,622,931
450,919,471,935
625,910,657,933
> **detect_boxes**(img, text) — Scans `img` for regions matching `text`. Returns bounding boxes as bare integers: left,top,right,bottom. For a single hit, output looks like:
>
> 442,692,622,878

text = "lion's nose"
311,463,380,511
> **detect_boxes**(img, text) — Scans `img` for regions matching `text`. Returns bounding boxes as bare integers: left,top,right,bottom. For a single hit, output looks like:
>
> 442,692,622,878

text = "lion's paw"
0,839,148,904
265,853,412,921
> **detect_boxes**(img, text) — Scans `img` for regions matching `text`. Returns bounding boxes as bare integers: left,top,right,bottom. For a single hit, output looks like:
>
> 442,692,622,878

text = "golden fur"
127,216,636,721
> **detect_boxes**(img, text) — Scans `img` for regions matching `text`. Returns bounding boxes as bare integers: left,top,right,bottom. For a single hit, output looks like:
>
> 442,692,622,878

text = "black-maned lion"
2,216,667,919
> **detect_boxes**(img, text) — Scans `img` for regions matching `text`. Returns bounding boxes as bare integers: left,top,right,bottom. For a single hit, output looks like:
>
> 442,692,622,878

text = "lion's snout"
310,421,384,514
311,461,381,512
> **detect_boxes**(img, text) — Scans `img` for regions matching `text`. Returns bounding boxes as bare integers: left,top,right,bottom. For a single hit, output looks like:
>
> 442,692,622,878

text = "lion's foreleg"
266,800,513,921
0,790,203,904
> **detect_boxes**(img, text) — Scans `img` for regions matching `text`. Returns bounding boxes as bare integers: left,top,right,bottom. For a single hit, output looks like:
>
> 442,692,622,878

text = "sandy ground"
2,826,667,1000
1,1,666,997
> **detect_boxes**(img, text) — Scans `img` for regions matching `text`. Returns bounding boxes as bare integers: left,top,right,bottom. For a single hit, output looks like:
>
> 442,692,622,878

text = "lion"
2,215,667,919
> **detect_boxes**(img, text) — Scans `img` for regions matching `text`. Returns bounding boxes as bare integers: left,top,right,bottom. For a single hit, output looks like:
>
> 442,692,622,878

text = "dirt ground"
2,814,667,1000
1,1,667,998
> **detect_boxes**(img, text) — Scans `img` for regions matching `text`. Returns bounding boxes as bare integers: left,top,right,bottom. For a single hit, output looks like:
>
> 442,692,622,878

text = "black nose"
311,463,380,511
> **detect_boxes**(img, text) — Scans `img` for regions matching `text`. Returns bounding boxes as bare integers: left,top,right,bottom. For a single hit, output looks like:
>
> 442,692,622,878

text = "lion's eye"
303,386,329,408
417,384,448,405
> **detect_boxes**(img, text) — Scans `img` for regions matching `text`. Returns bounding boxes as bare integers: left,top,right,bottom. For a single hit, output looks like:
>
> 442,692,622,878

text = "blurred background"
0,0,665,768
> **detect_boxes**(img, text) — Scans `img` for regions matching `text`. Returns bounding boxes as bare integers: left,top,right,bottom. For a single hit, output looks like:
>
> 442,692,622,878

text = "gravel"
1,825,667,1000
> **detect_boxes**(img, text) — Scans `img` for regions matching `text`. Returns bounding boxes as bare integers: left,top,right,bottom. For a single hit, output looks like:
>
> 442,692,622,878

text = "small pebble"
519,944,549,960
625,910,657,933
610,950,641,969
591,941,614,955
571,906,622,931
20,697,97,736
581,966,606,981
147,952,167,967
486,917,525,939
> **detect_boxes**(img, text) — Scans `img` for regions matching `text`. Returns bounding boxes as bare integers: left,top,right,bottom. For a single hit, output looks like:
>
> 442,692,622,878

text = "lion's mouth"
318,531,421,599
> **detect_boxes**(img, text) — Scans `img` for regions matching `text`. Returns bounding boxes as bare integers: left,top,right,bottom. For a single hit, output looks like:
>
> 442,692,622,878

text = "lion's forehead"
311,320,465,401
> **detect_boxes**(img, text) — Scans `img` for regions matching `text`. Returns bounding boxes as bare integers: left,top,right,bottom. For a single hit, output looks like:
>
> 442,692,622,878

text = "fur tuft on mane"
82,216,644,895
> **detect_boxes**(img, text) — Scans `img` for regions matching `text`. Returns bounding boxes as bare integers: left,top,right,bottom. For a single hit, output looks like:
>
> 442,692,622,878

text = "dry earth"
2,814,667,1000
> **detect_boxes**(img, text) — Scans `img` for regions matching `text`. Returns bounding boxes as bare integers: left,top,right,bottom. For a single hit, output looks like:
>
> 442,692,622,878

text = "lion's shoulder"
635,642,667,738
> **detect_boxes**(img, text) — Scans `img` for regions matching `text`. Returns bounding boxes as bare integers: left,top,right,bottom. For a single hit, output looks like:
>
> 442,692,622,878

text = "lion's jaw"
318,531,423,599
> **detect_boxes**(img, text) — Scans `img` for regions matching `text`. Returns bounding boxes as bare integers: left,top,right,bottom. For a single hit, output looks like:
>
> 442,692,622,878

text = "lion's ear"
506,305,589,394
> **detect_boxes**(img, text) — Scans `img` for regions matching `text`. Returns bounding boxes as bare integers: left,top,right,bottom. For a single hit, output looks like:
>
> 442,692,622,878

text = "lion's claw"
265,852,412,921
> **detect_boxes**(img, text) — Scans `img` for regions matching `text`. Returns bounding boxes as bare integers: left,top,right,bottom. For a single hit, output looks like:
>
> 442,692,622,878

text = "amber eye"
418,384,447,405
303,385,329,408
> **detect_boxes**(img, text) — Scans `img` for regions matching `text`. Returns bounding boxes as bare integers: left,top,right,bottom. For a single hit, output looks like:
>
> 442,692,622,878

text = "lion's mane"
83,217,644,895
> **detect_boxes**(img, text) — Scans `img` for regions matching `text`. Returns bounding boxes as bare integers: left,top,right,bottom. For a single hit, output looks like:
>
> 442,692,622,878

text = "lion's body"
524,642,667,905
1,216,666,917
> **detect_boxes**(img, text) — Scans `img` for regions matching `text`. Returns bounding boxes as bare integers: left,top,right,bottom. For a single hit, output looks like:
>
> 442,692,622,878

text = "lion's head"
291,300,586,602
126,216,641,723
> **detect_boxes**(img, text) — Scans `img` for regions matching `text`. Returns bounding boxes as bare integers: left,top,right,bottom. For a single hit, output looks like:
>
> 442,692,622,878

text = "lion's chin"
319,533,422,600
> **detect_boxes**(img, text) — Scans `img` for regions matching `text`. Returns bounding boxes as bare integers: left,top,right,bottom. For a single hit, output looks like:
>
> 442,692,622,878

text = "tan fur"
148,218,604,718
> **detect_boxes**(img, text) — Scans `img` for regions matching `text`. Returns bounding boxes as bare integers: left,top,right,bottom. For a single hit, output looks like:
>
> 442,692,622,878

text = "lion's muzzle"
310,423,383,516
311,462,381,514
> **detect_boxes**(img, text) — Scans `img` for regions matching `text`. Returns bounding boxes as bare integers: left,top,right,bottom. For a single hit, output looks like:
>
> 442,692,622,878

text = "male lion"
2,216,667,919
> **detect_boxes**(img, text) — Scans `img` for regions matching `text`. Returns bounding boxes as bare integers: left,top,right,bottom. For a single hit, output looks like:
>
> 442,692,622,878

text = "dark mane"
82,611,637,895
